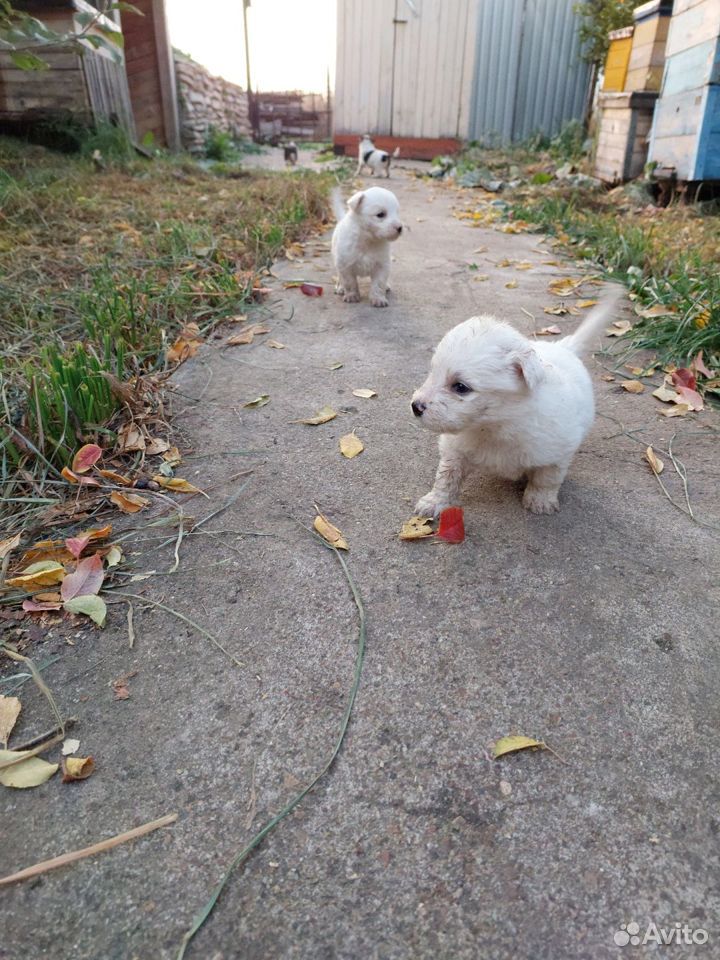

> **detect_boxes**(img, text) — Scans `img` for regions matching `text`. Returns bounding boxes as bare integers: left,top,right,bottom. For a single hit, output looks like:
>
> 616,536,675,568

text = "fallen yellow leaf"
0,750,58,788
399,516,435,541
635,303,677,318
109,490,150,514
652,382,679,403
548,277,584,297
162,446,182,466
5,561,66,589
339,432,364,459
644,446,664,475
492,735,545,759
313,512,349,551
243,395,270,409
622,380,645,394
98,469,133,486
266,339,286,349
352,389,377,399
61,756,95,782
577,299,598,309
294,405,337,425
660,404,690,418
0,696,21,749
505,280,518,289
152,476,202,494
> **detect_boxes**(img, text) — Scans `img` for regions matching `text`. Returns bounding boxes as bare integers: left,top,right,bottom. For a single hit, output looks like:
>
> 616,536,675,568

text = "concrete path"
3,166,719,960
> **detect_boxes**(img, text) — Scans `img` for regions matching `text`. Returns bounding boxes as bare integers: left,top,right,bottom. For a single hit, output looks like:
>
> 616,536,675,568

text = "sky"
166,0,336,94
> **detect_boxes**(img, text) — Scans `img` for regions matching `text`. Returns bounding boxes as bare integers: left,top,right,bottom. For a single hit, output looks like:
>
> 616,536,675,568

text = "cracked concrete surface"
2,160,719,960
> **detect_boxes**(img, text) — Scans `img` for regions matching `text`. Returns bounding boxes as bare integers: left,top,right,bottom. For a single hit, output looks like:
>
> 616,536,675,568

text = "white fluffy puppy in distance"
411,289,623,516
332,187,403,307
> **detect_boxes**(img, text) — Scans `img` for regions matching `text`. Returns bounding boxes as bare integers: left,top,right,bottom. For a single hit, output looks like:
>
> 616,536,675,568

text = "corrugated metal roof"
469,0,591,143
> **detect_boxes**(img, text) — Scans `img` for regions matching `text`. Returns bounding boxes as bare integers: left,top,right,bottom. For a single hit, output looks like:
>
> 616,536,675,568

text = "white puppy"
411,290,623,515
332,187,403,307
356,134,400,178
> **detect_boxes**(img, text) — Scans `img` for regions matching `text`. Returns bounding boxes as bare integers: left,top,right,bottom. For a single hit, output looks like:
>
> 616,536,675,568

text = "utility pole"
242,0,258,136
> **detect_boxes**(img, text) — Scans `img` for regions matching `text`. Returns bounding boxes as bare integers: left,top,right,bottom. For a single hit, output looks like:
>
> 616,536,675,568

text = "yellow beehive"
625,0,673,92
603,27,634,92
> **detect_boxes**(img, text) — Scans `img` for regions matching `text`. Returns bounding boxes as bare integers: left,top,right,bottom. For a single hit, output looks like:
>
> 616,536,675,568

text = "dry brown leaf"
606,320,632,337
576,299,598,309
61,756,95,782
61,466,100,486
98,469,133,486
504,280,518,289
294,405,337,425
544,304,570,316
227,328,255,346
339,432,364,459
352,389,377,399
600,375,616,382
0,533,21,561
622,380,645,394
536,325,561,336
644,447,664,475
266,339,286,349
0,697,21,749
109,490,150,514
660,404,690,418
145,437,170,456
117,423,146,453
547,277,584,297
167,323,203,363
635,303,678,318
652,382,679,403
162,446,182,466
399,516,435,541
313,512,349,551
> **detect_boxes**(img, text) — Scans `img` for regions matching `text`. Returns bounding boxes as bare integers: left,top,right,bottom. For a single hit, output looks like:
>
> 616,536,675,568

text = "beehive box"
603,26,634,92
594,91,658,183
648,0,720,180
625,0,674,92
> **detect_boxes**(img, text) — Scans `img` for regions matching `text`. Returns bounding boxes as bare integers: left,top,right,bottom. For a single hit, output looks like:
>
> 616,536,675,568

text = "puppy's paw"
342,291,360,303
370,295,389,308
522,488,560,515
414,492,449,519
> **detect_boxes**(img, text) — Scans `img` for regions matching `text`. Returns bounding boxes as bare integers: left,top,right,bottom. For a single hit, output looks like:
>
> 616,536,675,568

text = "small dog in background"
332,187,403,307
411,290,623,515
356,134,400,178
283,141,298,165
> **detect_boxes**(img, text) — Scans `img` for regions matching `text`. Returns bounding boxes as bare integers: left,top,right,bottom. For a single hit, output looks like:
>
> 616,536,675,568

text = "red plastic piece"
437,506,465,543
300,282,323,297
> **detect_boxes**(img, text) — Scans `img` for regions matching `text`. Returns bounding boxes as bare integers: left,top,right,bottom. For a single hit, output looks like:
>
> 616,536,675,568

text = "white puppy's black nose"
412,401,426,417
397,225,403,235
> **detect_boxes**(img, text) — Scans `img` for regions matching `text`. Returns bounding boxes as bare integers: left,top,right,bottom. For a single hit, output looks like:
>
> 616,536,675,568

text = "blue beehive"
648,0,720,180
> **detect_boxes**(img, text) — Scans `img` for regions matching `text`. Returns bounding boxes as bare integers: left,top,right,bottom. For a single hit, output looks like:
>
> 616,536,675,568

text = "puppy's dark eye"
376,211,386,219
451,381,471,395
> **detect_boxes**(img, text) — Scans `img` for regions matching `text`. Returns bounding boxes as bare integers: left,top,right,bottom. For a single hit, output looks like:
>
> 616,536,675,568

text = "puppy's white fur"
411,289,623,515
332,187,402,307
356,134,400,178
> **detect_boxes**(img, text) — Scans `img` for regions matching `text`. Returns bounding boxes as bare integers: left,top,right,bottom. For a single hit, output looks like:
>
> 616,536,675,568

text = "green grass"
508,191,720,365
0,135,335,529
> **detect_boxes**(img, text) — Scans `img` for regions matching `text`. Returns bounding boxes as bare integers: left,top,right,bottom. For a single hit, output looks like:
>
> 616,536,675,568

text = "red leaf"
65,535,91,560
300,283,323,297
22,599,62,612
674,385,704,411
437,506,465,543
61,553,104,601
71,444,103,474
672,368,696,391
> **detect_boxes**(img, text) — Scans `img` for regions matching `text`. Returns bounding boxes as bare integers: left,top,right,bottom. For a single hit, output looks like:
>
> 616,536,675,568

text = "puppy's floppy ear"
347,191,365,212
509,346,544,390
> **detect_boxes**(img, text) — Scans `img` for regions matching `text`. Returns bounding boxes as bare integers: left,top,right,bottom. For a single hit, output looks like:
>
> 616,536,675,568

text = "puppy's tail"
392,146,400,158
331,187,346,222
560,285,625,356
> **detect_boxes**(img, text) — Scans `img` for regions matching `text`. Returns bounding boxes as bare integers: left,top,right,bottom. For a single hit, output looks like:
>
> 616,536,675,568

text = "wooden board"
665,0,720,60
603,36,633,91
